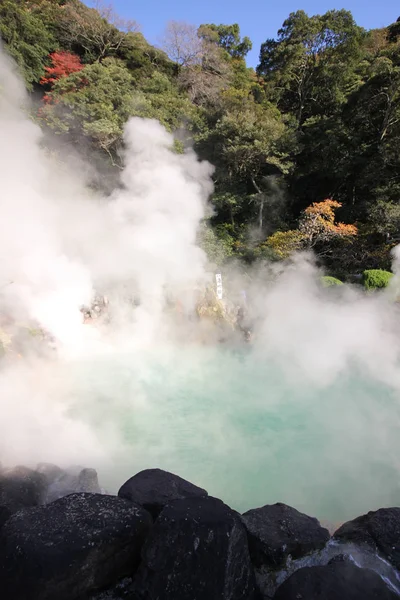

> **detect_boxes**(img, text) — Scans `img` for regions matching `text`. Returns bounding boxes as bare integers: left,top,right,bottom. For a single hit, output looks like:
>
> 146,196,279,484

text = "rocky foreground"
0,465,399,599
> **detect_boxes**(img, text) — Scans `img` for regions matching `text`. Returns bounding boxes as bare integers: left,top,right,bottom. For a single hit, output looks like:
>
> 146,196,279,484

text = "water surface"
70,343,400,523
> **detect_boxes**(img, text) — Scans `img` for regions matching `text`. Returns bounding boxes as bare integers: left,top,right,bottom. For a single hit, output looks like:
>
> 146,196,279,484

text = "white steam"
0,48,212,466
1,48,400,523
0,49,212,356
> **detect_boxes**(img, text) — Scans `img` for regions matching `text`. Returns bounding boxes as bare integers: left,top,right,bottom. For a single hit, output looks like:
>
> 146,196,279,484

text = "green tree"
198,88,289,233
199,23,252,59
39,58,135,160
130,71,203,133
121,32,175,81
335,32,400,220
0,0,56,88
258,10,365,125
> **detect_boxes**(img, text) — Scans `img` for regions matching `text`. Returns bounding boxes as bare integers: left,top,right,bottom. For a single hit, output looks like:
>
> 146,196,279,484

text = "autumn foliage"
264,199,357,259
299,200,357,246
40,51,84,87
40,51,84,104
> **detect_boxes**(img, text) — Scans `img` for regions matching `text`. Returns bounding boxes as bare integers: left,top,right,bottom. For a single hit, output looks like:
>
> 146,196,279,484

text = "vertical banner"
216,273,223,300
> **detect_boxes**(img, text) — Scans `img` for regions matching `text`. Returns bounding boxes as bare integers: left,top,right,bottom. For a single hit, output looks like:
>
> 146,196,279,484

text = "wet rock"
0,492,152,600
0,466,46,528
241,503,330,598
273,561,398,600
333,508,400,570
242,503,330,569
132,496,256,600
118,468,208,518
328,553,354,565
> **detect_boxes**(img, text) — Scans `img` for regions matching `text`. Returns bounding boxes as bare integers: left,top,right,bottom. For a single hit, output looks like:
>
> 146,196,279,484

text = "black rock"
118,468,208,518
333,508,400,570
0,466,46,528
242,503,330,569
273,562,398,600
328,553,354,565
132,496,257,600
0,492,152,600
36,462,64,483
89,577,135,599
78,467,102,493
41,465,102,502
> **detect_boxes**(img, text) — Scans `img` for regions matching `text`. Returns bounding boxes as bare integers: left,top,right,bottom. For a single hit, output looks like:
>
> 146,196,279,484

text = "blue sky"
96,1,398,67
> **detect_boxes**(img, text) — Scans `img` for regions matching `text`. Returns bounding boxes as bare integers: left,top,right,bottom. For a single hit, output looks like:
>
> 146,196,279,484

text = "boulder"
327,553,354,565
242,503,330,569
273,562,398,600
37,463,102,502
118,468,208,518
89,577,134,599
0,466,46,528
333,508,400,570
132,496,257,600
36,462,64,483
0,492,152,600
78,467,102,493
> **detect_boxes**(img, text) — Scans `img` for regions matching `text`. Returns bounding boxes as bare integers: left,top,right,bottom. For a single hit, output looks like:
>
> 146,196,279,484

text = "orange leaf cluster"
301,199,357,239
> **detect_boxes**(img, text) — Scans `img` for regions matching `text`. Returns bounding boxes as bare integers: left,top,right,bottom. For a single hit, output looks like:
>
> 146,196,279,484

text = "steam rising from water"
1,48,400,522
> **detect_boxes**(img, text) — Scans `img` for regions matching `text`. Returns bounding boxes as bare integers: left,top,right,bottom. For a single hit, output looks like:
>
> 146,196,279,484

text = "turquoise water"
69,344,400,524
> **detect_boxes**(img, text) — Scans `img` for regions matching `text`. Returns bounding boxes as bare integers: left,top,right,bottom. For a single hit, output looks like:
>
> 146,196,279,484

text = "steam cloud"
0,47,212,464
1,47,400,523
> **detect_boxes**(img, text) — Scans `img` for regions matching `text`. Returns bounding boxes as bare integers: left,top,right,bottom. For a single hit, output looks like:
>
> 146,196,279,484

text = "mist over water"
63,302,400,524
1,47,400,525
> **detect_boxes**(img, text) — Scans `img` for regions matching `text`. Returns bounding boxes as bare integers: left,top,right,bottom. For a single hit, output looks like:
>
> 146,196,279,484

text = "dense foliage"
1,0,400,276
320,276,344,287
362,269,394,290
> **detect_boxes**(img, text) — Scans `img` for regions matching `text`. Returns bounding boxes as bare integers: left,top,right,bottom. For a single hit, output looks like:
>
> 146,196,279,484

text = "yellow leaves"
264,230,305,259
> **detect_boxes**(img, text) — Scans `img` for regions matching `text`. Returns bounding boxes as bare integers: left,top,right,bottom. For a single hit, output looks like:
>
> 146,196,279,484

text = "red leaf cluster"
40,51,84,87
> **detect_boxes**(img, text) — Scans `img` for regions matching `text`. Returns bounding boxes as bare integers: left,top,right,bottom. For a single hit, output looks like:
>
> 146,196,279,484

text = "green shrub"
320,276,344,287
362,269,393,290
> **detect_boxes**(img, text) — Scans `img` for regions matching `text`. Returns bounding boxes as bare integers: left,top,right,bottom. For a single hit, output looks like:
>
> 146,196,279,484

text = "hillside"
1,0,400,276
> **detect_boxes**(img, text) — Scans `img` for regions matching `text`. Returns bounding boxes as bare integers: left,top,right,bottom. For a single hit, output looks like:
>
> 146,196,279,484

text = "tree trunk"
229,205,234,226
251,177,264,235
258,197,264,233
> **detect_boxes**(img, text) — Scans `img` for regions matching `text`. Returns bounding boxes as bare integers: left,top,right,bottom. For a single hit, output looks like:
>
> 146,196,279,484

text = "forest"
1,0,400,279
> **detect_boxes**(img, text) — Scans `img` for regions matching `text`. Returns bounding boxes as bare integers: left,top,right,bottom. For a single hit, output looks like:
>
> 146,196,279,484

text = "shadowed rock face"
334,508,400,570
37,463,102,502
132,496,257,600
242,502,330,569
0,466,46,528
0,463,104,525
0,493,152,600
272,561,399,600
0,463,398,600
118,468,208,518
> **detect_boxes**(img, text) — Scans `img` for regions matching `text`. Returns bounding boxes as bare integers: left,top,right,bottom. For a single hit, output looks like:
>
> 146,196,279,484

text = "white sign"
215,273,223,300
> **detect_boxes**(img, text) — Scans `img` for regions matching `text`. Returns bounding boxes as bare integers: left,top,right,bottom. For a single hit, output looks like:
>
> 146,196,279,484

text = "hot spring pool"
69,343,400,525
